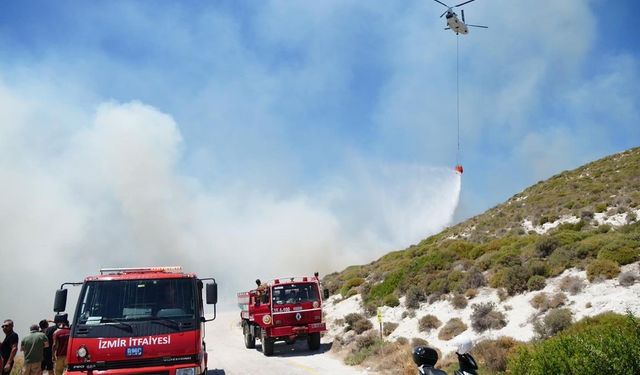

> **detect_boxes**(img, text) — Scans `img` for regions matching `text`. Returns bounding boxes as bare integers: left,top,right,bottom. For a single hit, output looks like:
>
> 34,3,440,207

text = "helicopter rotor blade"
440,9,449,18
454,0,475,7
433,0,450,8
461,9,465,23
467,24,488,28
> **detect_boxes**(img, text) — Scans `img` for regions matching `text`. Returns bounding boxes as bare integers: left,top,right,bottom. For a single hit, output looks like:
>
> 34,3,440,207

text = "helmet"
412,346,439,367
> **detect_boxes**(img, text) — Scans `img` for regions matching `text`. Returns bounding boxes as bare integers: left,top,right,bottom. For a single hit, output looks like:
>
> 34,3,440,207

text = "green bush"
368,269,405,301
340,277,365,298
383,294,400,307
501,266,530,295
508,313,640,374
438,318,467,340
535,236,559,257
527,275,546,291
586,259,621,281
597,246,639,265
418,314,442,332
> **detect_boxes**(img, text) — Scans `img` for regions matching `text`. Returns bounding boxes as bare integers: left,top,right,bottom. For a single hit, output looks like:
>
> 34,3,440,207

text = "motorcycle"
413,339,478,375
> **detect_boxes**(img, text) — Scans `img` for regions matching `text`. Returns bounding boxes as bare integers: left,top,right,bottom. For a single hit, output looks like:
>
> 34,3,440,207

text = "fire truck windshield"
77,279,196,325
272,283,318,305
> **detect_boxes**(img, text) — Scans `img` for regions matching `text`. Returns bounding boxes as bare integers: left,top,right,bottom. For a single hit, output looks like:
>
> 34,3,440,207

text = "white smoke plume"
0,88,461,335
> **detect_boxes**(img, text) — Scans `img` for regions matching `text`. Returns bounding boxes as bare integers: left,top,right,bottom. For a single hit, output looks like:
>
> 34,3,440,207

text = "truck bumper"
64,364,203,375
269,322,326,337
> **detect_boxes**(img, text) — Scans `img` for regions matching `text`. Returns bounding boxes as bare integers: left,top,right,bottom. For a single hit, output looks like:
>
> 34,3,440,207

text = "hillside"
324,146,639,308
322,146,640,374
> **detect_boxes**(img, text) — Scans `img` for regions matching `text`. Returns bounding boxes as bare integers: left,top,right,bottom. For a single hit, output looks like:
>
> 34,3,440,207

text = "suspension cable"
456,33,460,166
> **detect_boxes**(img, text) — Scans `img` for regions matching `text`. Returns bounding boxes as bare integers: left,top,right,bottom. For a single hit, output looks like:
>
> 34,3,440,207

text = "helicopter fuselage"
446,13,469,34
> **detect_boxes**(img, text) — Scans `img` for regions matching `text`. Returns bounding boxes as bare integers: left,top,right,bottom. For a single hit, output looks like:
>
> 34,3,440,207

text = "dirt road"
205,311,370,375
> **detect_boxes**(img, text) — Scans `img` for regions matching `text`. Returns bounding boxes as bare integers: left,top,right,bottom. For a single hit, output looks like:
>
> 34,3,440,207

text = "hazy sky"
1,0,639,332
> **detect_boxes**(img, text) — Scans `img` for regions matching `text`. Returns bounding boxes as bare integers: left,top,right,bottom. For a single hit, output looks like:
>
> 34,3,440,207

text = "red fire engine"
53,266,218,375
237,273,329,356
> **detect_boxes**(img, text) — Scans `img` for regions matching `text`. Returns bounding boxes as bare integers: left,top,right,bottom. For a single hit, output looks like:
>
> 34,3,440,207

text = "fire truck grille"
68,354,198,371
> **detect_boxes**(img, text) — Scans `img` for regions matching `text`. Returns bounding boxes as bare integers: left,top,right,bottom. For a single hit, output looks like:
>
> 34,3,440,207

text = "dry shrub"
355,331,378,351
344,312,373,334
618,271,636,286
496,288,508,301
401,309,417,319
405,286,424,309
474,337,522,372
465,288,478,299
364,341,415,375
463,268,486,289
438,318,467,340
418,314,442,332
396,337,409,345
559,275,584,295
383,322,399,336
450,293,468,309
549,292,567,309
530,292,566,313
533,308,573,339
427,293,443,304
470,302,507,332
530,293,549,311
411,337,428,347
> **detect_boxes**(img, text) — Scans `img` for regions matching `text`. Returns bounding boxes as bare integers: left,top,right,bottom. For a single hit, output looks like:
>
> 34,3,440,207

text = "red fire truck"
52,266,218,375
237,273,329,356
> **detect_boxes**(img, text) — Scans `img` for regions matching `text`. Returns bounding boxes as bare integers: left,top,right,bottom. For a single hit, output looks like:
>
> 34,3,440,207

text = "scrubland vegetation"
325,147,640,373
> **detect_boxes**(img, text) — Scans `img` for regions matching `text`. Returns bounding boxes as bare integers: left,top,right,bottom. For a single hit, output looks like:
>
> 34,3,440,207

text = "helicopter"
434,0,487,35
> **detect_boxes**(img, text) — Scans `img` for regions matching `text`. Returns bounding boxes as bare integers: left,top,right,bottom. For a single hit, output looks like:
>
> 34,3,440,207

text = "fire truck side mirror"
54,289,68,312
323,288,330,300
206,282,218,305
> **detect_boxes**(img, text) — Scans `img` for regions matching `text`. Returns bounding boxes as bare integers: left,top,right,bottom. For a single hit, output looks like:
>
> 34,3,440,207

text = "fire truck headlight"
176,367,197,375
262,315,272,325
76,345,88,359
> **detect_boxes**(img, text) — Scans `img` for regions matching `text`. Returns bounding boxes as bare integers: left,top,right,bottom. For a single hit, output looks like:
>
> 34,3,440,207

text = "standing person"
52,319,70,375
39,320,55,374
1,319,18,375
21,324,49,375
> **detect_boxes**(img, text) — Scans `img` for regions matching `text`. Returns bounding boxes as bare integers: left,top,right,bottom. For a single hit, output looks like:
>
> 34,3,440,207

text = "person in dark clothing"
1,319,19,375
40,319,57,374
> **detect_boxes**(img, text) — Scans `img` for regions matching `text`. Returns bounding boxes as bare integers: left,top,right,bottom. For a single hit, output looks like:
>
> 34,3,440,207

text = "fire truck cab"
237,273,329,356
53,266,217,375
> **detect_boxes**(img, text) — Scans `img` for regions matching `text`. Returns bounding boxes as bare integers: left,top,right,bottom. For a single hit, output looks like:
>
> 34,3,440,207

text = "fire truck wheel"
262,336,275,356
307,332,321,351
243,323,256,349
